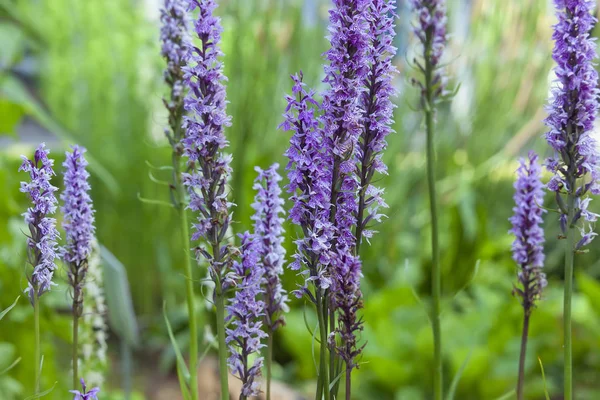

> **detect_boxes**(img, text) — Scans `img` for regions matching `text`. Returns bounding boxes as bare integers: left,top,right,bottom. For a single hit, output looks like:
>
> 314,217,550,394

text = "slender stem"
316,290,330,400
266,333,273,400
345,365,351,400
564,193,575,400
329,297,338,397
33,291,40,395
177,182,200,400
425,48,443,400
516,312,530,400
215,286,229,400
72,312,79,388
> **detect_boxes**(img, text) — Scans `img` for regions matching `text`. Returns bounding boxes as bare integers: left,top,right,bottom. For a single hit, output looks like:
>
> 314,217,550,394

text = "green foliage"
2,0,600,399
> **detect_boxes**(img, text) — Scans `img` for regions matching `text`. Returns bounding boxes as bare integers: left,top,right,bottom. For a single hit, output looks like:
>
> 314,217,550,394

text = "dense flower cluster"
321,0,370,251
181,0,235,278
160,0,189,147
356,0,397,245
79,240,108,388
410,0,448,99
70,378,100,400
226,232,266,398
251,164,288,331
19,143,60,303
544,0,600,248
62,145,96,319
61,146,95,266
281,73,334,294
510,152,547,313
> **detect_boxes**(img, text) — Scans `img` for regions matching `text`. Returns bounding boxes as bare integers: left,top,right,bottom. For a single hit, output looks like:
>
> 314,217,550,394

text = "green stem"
177,183,200,400
316,290,330,400
215,287,229,400
345,365,351,400
33,291,40,395
266,333,273,400
425,48,442,400
564,193,575,400
516,312,530,400
72,312,79,388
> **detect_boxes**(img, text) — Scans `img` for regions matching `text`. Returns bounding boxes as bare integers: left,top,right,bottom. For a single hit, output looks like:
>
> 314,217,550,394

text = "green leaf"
0,296,20,321
100,245,139,347
538,357,550,400
0,357,21,375
492,389,515,400
163,302,191,400
0,99,24,136
22,381,57,400
446,348,473,400
0,75,119,195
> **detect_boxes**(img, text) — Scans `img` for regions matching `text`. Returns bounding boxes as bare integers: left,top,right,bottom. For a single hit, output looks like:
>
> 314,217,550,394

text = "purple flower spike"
181,0,235,279
251,164,288,332
226,232,267,398
510,151,547,313
544,0,600,248
410,0,448,99
329,252,364,370
61,145,95,317
280,72,334,296
70,378,100,400
356,0,398,246
321,0,371,251
62,145,95,266
160,0,190,143
19,143,60,303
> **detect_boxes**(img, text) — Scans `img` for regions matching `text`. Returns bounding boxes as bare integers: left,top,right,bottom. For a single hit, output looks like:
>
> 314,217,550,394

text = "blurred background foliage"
2,0,600,399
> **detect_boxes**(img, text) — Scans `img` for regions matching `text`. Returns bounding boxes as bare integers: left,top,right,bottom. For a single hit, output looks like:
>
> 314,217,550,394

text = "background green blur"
2,0,600,399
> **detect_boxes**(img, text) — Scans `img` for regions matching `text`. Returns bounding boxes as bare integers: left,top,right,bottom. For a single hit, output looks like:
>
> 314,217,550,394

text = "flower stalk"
19,143,60,396
410,0,449,398
543,2,600,398
159,0,201,398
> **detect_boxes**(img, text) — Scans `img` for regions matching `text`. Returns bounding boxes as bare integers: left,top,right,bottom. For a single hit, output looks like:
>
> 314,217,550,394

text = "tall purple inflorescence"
356,0,398,249
181,0,235,277
160,0,190,146
19,143,60,303
226,232,266,398
280,72,334,295
251,164,288,331
70,378,100,400
545,0,600,248
510,151,547,312
410,0,448,100
62,145,96,317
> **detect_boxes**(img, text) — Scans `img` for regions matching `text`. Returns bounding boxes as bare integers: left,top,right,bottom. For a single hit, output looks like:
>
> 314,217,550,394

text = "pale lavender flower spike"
544,0,600,248
226,232,266,397
181,0,235,279
252,164,288,332
62,145,95,266
281,72,334,296
70,378,100,400
19,143,60,303
510,151,547,312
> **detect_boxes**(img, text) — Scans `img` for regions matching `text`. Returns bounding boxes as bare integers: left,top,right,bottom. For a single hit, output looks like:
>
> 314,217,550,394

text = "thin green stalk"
424,46,442,400
516,312,530,400
177,181,199,400
316,290,330,400
215,287,229,400
33,291,40,395
345,365,351,400
72,312,79,388
266,333,273,400
564,193,575,400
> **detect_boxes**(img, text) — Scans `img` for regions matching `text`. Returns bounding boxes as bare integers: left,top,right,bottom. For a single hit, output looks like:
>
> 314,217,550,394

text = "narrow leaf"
0,295,20,321
23,381,57,400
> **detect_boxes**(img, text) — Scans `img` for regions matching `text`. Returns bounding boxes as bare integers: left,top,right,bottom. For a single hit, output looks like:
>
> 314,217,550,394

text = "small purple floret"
70,378,100,400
